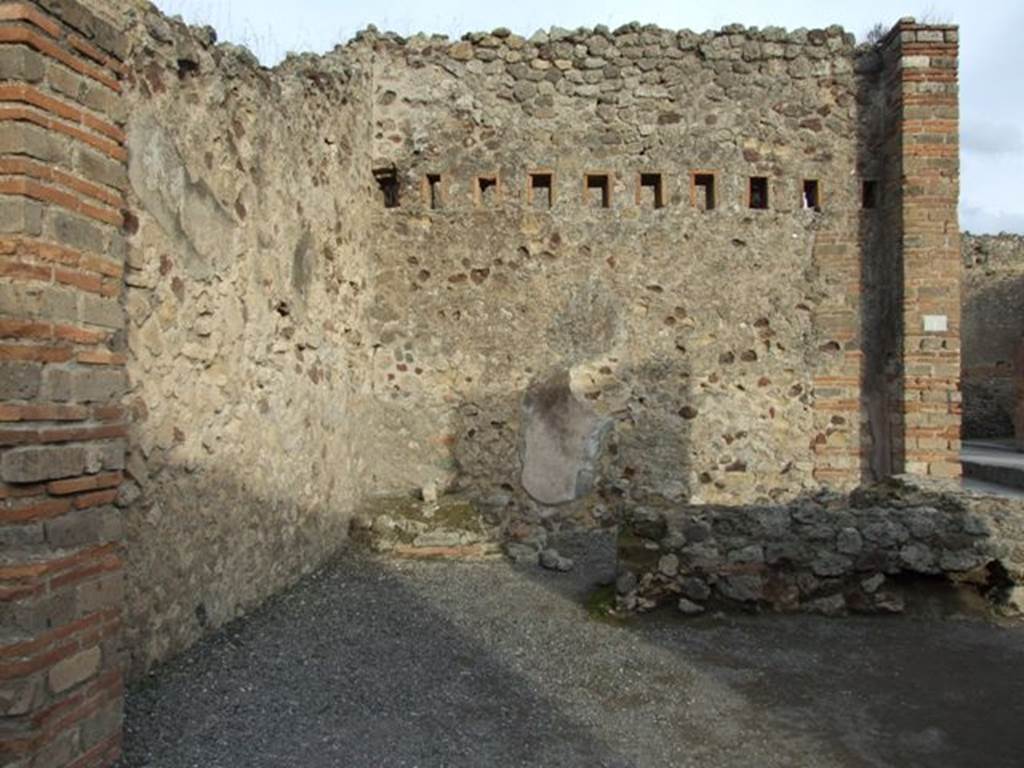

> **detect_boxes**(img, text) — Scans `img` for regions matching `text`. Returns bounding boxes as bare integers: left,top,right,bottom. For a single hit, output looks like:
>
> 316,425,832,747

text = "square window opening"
640,172,665,209
862,180,879,210
529,172,554,209
693,173,716,211
425,174,442,210
803,179,821,211
477,176,499,206
749,176,769,210
585,174,611,209
374,167,400,208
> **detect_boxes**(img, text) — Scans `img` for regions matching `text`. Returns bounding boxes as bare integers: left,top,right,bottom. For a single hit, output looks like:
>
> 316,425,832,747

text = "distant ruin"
962,233,1024,438
0,2,1000,765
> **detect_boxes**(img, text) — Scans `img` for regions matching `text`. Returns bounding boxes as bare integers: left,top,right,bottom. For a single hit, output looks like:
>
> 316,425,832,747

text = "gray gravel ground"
119,532,1024,768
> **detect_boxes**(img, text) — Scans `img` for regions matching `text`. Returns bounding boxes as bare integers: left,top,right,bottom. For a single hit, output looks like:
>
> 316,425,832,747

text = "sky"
154,0,1024,235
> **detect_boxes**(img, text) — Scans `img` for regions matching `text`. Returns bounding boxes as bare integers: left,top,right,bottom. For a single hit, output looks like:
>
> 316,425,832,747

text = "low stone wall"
616,477,1024,616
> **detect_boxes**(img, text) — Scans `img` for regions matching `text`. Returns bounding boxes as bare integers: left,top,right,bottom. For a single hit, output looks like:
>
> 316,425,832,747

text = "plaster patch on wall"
127,114,235,281
520,369,612,505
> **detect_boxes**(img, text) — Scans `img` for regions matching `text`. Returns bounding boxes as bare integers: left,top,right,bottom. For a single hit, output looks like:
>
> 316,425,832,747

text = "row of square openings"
375,169,882,212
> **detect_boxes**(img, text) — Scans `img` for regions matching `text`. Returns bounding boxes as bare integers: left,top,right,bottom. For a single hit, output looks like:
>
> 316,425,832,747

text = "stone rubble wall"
112,15,964,674
0,1,128,765
616,477,1024,617
0,5,979,765
360,22,878,519
111,8,377,676
962,233,1024,438
4,0,970,688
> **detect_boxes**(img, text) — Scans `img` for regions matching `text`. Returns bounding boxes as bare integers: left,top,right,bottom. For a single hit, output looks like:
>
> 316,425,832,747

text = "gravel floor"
120,532,1024,768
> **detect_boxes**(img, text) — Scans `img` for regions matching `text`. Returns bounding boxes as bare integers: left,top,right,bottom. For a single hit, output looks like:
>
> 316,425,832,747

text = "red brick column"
811,218,866,489
0,2,128,766
892,20,962,478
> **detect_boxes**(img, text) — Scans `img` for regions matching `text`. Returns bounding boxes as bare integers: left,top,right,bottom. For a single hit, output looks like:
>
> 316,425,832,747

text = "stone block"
0,674,44,717
0,45,45,82
76,367,129,402
107,232,128,264
76,569,124,615
0,591,76,635
82,79,128,124
901,55,931,69
0,121,64,164
40,368,75,402
80,292,124,330
44,56,88,101
0,362,42,400
74,146,130,193
0,521,45,548
718,573,764,602
680,576,710,601
0,196,43,236
46,210,107,255
1,445,88,483
44,367,128,403
45,506,123,548
836,527,862,555
658,553,679,576
48,646,101,693
678,597,705,615
938,549,984,571
0,282,78,325
86,440,126,472
899,542,938,573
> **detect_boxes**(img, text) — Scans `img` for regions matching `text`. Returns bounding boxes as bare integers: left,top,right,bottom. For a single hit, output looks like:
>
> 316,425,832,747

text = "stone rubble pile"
616,477,1024,617
350,493,502,558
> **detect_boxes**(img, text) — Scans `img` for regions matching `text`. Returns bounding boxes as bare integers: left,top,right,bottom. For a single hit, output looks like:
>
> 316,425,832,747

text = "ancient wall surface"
113,11,376,676
0,1,128,764
0,4,973,765
962,233,1024,438
617,476,1024,617
72,14,963,679
360,24,883,520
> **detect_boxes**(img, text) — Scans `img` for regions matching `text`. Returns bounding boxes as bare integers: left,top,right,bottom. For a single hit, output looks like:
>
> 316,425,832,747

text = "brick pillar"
0,2,128,766
889,19,962,478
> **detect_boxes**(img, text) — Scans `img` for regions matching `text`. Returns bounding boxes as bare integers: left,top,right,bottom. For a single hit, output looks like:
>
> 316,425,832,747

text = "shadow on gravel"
119,551,634,768
521,531,1024,768
640,610,1024,768
122,528,1024,768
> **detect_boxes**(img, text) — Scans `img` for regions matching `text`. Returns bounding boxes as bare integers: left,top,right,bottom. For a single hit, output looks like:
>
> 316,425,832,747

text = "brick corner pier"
0,1,128,765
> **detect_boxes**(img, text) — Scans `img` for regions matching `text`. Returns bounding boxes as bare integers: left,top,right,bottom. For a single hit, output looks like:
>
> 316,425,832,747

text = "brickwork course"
0,1,973,765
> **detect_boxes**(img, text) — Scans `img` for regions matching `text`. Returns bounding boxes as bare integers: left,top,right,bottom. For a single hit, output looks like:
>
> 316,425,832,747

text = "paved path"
120,533,1024,768
962,439,1024,497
